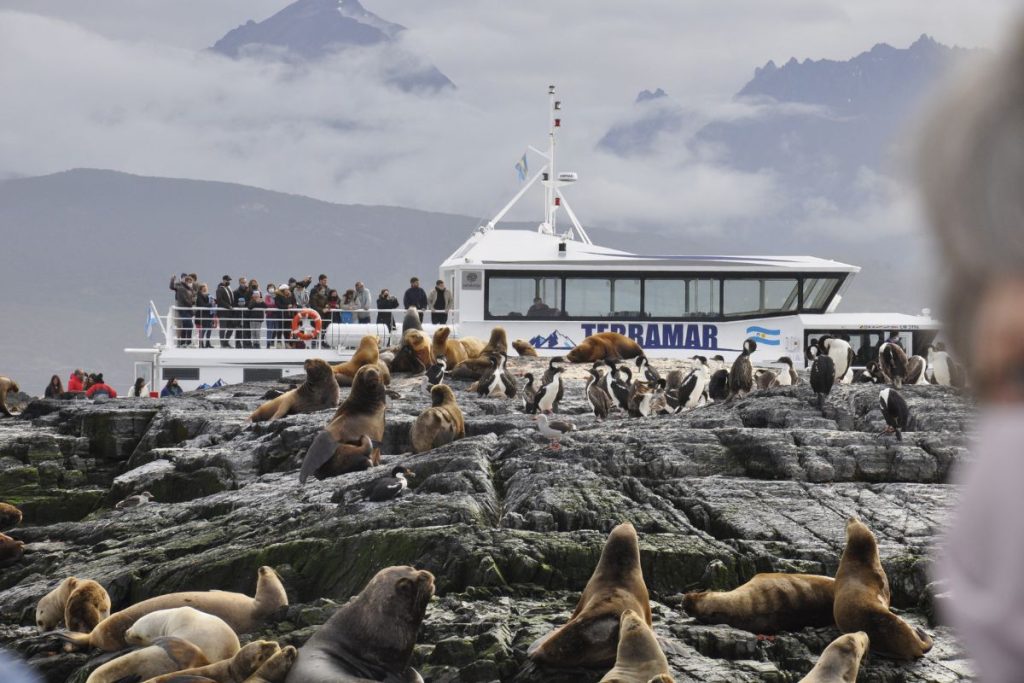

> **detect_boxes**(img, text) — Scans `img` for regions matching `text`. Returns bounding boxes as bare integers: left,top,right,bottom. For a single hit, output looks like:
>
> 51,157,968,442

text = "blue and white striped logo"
746,325,781,346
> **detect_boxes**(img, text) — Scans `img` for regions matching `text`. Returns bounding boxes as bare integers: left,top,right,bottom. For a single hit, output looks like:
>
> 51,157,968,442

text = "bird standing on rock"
366,466,415,502
810,354,836,416
729,339,757,398
532,358,565,413
521,373,537,412
878,388,910,441
426,357,447,389
585,368,613,419
476,353,517,399
769,357,799,387
115,491,154,510
535,414,576,451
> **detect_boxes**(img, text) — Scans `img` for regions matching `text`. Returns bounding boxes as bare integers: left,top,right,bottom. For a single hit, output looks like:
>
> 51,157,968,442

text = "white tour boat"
126,86,939,391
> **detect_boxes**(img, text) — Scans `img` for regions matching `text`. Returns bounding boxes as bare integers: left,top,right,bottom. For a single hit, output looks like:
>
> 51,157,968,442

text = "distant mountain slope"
211,0,453,91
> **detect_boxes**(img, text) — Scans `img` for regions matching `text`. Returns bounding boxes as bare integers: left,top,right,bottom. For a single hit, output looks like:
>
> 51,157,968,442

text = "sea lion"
682,573,836,634
566,332,645,364
250,359,339,422
243,645,297,683
410,384,465,454
284,566,435,683
37,577,78,632
332,336,392,387
299,364,386,484
512,339,539,357
391,329,433,374
451,327,508,379
125,606,240,662
529,522,651,669
66,579,112,633
0,376,20,417
799,631,870,683
431,327,484,366
139,640,280,683
0,532,24,568
0,501,22,530
598,609,673,683
833,517,933,659
85,636,210,683
60,566,287,652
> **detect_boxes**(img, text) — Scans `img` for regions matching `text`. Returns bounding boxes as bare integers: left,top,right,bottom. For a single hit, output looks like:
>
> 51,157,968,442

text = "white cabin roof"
799,312,940,329
441,229,859,273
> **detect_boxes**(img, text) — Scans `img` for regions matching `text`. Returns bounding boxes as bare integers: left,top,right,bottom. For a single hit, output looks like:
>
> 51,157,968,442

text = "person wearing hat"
215,275,235,348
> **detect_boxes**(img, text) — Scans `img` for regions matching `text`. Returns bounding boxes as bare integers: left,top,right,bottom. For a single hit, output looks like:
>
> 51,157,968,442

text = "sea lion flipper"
152,636,209,669
299,431,338,484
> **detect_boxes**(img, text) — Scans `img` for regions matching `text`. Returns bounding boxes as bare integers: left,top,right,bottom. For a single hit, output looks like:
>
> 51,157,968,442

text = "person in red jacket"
67,369,85,393
85,374,117,399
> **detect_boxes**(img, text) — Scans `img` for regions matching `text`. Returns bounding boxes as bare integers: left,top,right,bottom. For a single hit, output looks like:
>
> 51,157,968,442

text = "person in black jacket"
376,289,399,329
246,291,267,348
169,274,196,346
233,277,251,349
195,283,214,348
215,275,235,348
403,277,428,317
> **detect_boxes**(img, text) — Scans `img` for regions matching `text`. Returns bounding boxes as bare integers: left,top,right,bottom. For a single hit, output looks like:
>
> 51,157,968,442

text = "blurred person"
290,276,312,308
428,279,453,324
353,281,372,323
403,276,428,314
341,289,356,323
216,275,235,348
44,374,63,399
129,377,149,397
161,377,183,398
169,273,196,346
309,274,330,313
195,283,213,348
85,374,117,399
246,290,267,348
67,369,84,394
326,288,342,324
275,285,296,348
234,277,252,349
264,283,279,349
376,288,399,329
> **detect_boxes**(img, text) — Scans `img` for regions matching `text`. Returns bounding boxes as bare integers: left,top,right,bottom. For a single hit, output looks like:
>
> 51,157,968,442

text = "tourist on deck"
195,283,213,348
160,377,184,398
274,285,296,349
216,275,235,348
354,281,372,323
85,374,117,399
169,273,196,346
67,369,85,394
428,279,453,324
309,274,329,313
403,277,428,314
234,277,252,349
290,276,313,308
341,289,356,323
44,375,63,399
264,284,279,349
129,377,148,397
325,289,342,324
377,288,399,329
246,290,267,349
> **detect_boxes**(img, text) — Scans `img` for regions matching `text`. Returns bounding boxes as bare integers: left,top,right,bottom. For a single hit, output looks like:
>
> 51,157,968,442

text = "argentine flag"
514,152,528,182
746,325,781,346
145,307,159,339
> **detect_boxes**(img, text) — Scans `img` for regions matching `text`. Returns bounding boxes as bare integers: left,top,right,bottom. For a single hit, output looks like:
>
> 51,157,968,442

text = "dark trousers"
431,311,448,324
219,313,235,345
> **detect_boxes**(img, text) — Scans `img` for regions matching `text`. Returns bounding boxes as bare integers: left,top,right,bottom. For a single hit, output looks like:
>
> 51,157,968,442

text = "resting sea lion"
834,517,933,659
400,306,422,332
0,501,21,530
139,640,280,683
598,609,673,683
125,606,240,662
37,577,79,632
566,333,645,363
410,384,465,454
431,327,484,366
683,573,835,634
391,329,433,374
299,364,386,484
332,336,391,386
0,532,24,568
243,645,297,683
451,327,508,379
0,376,20,416
66,579,112,633
60,566,287,652
529,522,651,668
250,359,339,422
512,339,539,357
799,631,870,683
284,566,435,683
85,636,209,683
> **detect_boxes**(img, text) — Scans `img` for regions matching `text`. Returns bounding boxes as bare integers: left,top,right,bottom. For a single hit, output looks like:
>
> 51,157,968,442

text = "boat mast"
542,85,557,236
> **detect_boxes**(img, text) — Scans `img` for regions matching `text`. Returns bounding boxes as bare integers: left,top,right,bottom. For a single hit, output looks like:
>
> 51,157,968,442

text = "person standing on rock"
922,26,1024,683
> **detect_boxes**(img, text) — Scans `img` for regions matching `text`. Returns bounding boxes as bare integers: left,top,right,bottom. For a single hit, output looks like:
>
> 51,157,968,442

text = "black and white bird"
819,335,854,383
878,388,910,441
878,342,909,388
476,353,517,399
585,367,613,419
927,344,965,387
606,363,633,411
636,355,660,384
535,414,577,450
521,373,537,412
855,360,884,384
366,466,415,502
769,356,800,387
426,357,447,388
676,359,710,409
810,354,836,416
532,357,565,413
708,369,730,402
905,355,929,385
728,339,757,398
115,491,154,510
754,369,775,390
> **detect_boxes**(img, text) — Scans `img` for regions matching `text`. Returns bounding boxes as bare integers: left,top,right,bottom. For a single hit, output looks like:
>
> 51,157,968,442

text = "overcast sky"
0,1,1020,229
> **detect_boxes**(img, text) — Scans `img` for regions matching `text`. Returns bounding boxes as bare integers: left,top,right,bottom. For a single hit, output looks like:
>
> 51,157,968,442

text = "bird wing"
299,430,338,484
549,420,576,433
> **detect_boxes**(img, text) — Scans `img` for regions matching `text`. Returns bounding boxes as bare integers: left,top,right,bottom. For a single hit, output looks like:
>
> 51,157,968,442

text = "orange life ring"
291,308,322,341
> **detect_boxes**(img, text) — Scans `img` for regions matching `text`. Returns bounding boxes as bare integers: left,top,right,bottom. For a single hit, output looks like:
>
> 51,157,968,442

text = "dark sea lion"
0,532,24,568
391,329,433,374
284,566,435,683
0,501,22,531
529,522,651,669
566,333,645,363
410,384,465,454
299,365,386,484
598,609,673,683
451,327,508,379
84,636,210,683
243,645,297,683
834,517,933,659
799,631,870,683
0,376,20,416
65,579,112,633
512,339,539,356
683,573,836,634
139,639,279,683
251,359,339,422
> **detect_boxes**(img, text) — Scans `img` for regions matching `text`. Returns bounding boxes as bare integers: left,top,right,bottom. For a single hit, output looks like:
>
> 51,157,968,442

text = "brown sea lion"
431,327,484,366
250,359,340,422
410,384,465,454
0,501,21,530
66,579,112,633
799,631,870,683
284,566,435,683
683,573,835,634
299,365,386,484
125,606,240,662
59,566,287,652
37,577,78,632
529,522,651,669
0,532,24,568
331,336,391,386
834,517,933,659
139,639,280,683
451,327,508,379
391,329,433,374
566,332,645,363
243,645,297,683
598,609,673,683
0,376,20,417
512,339,539,356
85,636,210,683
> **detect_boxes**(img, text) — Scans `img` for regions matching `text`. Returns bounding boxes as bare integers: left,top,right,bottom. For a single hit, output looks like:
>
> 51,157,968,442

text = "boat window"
645,278,720,317
688,279,720,316
723,278,799,317
764,279,800,312
564,277,642,318
487,276,562,317
162,367,199,381
723,280,760,316
802,277,840,311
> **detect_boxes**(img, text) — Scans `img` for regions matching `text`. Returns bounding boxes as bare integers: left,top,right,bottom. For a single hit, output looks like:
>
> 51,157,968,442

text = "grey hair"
918,27,1024,356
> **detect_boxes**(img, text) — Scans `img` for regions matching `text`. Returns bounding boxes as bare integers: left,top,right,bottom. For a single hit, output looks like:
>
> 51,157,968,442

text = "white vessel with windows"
126,85,939,391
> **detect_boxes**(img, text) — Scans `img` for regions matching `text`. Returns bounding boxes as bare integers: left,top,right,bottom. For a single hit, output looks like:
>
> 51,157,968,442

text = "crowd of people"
43,370,186,400
168,274,454,348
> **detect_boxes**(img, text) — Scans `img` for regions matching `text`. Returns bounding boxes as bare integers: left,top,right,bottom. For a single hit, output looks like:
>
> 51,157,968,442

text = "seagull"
115,491,154,510
366,466,415,502
534,414,576,451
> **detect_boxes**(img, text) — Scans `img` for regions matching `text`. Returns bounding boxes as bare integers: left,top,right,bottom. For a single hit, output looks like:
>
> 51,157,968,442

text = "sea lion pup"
85,636,210,683
250,359,339,422
0,501,21,530
0,532,24,567
243,645,297,683
37,577,79,632
138,640,280,683
0,376,20,416
512,339,538,356
529,523,651,669
299,364,386,484
799,631,870,683
284,566,435,683
431,326,484,366
60,566,287,652
598,609,673,683
125,606,241,662
66,579,112,633
567,332,645,363
833,517,933,659
331,336,392,387
410,384,465,454
451,326,509,380
682,573,836,634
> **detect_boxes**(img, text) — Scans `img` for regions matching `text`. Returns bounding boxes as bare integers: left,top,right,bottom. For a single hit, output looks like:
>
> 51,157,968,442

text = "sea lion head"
345,566,435,670
254,566,289,615
229,640,281,679
432,326,452,352
595,522,642,580
843,516,879,562
430,384,456,408
615,609,663,663
486,326,508,353
304,358,333,384
830,630,870,662
355,335,381,360
8,380,18,393
36,577,77,632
